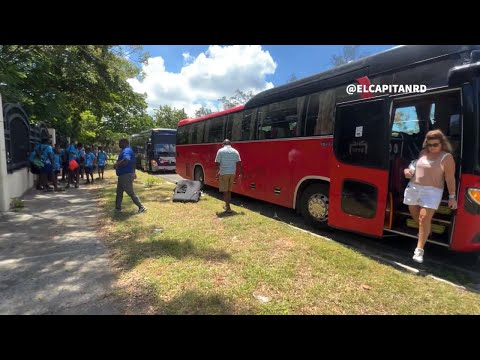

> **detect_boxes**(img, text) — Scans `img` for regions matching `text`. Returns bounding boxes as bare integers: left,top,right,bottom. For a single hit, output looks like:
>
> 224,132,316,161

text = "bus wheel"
300,184,329,228
194,167,204,188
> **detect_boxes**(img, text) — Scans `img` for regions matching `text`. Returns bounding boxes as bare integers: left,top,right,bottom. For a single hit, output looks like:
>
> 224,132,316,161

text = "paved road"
0,185,123,315
154,171,480,290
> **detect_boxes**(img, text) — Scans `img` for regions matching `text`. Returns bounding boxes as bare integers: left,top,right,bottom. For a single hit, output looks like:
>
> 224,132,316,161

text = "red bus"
176,45,480,253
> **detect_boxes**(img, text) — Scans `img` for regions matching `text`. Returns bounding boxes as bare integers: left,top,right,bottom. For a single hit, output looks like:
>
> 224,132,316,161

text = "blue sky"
129,45,395,117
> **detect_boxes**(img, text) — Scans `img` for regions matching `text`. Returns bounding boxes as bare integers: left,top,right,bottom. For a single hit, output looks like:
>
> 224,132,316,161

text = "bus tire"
300,183,329,229
194,167,204,188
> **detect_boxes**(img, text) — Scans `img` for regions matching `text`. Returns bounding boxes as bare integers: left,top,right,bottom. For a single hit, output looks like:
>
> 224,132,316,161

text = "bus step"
406,219,446,234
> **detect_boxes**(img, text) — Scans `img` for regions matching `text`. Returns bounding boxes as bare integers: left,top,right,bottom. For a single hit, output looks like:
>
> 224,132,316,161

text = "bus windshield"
152,132,176,156
154,143,175,156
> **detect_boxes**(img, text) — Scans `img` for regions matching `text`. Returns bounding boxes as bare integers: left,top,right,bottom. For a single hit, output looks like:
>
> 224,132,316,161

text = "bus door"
328,97,392,236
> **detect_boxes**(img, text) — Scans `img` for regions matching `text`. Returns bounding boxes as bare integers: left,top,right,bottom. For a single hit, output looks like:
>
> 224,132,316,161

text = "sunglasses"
427,142,441,148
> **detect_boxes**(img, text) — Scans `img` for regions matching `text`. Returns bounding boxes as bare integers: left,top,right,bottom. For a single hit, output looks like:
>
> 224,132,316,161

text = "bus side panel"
203,143,223,186
328,162,389,237
450,173,480,252
231,138,333,208
175,144,188,179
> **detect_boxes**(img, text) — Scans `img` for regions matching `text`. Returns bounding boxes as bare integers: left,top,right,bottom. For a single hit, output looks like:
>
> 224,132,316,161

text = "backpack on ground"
172,180,202,203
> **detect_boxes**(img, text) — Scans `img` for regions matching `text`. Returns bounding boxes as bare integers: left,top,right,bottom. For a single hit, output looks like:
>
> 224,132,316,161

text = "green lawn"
98,170,480,314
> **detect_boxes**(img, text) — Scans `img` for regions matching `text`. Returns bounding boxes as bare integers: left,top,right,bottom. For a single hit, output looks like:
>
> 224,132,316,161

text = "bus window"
392,106,421,135
204,116,225,143
233,110,254,141
257,98,299,139
229,112,243,141
305,89,335,136
176,126,189,145
191,121,204,144
335,98,389,169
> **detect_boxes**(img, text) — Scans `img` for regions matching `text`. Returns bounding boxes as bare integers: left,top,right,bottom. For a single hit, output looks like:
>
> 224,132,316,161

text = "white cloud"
182,52,193,64
128,45,277,118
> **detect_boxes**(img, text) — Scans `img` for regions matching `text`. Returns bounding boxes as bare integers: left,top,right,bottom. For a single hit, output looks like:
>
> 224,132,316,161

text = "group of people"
30,140,109,191
30,137,147,215
30,130,455,265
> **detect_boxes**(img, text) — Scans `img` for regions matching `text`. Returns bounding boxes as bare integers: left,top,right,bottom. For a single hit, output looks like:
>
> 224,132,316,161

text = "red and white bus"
176,45,480,253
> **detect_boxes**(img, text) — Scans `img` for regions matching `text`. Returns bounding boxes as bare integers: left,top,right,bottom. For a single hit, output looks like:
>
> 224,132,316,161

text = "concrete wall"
0,94,35,212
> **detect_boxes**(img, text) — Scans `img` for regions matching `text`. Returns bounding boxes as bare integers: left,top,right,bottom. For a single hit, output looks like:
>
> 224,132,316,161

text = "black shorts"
85,167,93,174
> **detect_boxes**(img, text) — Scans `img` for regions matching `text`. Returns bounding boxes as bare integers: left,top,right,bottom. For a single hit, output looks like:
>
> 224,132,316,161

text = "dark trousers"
116,173,143,209
68,167,79,186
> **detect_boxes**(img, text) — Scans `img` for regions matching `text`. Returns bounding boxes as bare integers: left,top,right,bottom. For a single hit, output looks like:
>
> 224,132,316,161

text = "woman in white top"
403,129,457,263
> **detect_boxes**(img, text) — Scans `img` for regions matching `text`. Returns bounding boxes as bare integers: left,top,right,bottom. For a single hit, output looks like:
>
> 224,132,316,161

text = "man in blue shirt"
113,138,147,213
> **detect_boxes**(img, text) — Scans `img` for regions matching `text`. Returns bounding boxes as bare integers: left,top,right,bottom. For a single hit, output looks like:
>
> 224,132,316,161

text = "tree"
194,105,213,118
153,105,187,128
0,45,150,144
218,89,255,110
393,110,410,133
331,45,368,67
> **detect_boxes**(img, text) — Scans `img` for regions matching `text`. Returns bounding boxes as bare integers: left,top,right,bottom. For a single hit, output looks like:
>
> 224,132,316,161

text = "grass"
97,170,480,314
10,197,24,212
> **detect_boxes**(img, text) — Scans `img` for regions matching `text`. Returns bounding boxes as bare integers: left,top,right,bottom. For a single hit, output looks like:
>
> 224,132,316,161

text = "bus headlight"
467,188,480,205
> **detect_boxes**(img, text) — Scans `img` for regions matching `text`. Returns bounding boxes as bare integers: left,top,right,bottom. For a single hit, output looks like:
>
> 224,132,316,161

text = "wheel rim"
195,169,204,182
308,193,329,222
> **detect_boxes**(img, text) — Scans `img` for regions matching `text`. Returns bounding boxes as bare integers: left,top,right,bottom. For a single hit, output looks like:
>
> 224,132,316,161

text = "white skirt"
403,182,444,209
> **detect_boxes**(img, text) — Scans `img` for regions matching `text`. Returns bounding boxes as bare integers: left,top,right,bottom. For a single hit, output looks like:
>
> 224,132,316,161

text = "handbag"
69,159,79,171
408,159,417,175
32,158,45,168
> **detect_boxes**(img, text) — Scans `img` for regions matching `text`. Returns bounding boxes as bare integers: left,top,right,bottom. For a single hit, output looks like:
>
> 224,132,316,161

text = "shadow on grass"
215,210,245,218
114,237,231,271
158,290,241,315
119,285,250,315
199,185,480,290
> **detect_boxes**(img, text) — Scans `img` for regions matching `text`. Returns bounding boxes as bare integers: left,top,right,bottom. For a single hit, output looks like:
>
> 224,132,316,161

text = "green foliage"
10,197,24,211
0,45,151,145
194,105,213,118
144,176,162,188
153,105,187,128
218,89,254,110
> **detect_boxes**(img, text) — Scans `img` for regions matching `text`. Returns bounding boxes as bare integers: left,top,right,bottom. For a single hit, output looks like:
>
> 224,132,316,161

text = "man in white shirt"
215,139,243,213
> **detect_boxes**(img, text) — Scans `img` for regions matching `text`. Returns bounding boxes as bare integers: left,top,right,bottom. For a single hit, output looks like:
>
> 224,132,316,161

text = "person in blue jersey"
96,146,107,180
32,138,54,192
59,144,67,182
78,143,86,179
84,146,96,184
215,139,243,213
66,141,80,189
113,138,147,213
52,144,64,191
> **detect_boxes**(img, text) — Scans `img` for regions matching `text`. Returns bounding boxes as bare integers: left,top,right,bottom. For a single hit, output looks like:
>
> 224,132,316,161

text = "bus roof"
244,45,480,109
150,128,177,132
177,105,244,127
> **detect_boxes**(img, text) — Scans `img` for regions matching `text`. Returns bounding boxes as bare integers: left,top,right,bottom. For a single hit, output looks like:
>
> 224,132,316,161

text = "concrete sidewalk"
0,185,123,314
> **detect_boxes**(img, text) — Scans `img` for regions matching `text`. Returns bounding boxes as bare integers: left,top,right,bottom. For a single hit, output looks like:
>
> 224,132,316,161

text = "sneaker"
114,208,122,213
138,206,147,214
413,248,424,263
